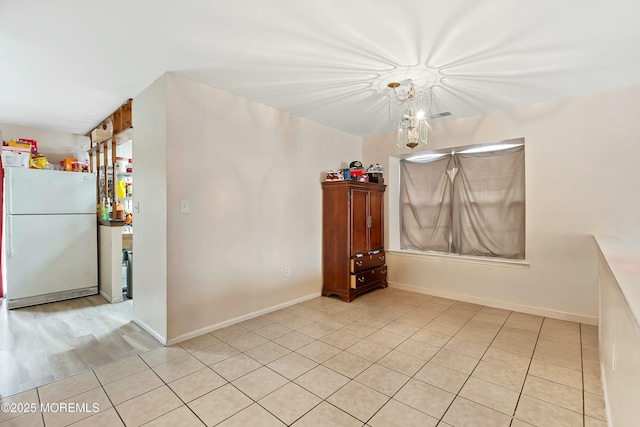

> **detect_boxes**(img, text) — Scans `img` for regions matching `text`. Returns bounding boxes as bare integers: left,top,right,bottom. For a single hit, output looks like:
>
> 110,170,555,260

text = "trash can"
122,249,133,299
121,251,128,296
126,250,133,299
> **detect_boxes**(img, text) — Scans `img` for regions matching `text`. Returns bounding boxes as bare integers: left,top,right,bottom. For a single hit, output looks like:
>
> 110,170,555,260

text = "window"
400,142,525,259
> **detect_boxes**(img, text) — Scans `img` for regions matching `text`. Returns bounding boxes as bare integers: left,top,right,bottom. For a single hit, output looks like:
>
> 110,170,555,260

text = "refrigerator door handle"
7,216,13,258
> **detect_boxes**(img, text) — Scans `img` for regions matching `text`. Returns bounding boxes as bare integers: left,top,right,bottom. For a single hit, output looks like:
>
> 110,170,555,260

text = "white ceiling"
1,0,639,137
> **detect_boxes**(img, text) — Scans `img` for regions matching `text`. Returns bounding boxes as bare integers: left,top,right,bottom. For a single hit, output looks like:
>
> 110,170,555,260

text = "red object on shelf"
17,138,38,155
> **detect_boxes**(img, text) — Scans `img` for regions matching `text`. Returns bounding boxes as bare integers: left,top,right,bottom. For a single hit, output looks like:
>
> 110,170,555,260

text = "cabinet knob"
379,255,385,261
381,270,387,274
358,277,365,283
356,260,363,267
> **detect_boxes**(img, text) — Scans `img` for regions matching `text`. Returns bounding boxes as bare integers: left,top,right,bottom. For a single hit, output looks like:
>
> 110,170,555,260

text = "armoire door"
369,190,384,251
350,189,369,256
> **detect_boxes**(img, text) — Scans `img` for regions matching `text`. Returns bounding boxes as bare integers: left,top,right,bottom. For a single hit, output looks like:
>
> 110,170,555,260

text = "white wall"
164,73,361,340
132,74,168,342
363,84,640,323
0,123,89,165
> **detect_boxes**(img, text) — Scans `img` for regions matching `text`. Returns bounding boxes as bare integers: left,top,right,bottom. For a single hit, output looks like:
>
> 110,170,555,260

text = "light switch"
180,200,190,214
134,202,140,214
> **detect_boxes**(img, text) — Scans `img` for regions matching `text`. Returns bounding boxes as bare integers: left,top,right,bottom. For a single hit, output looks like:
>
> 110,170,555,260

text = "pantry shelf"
87,128,133,155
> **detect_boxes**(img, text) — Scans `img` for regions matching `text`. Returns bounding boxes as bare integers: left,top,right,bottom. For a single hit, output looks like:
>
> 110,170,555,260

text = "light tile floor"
0,288,607,426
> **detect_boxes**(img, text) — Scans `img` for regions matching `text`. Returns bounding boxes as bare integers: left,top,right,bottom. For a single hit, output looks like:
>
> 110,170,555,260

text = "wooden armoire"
322,181,387,302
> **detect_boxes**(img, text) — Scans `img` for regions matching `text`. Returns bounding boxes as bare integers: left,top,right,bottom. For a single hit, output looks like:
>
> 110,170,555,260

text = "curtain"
452,146,525,259
400,145,525,259
400,156,453,252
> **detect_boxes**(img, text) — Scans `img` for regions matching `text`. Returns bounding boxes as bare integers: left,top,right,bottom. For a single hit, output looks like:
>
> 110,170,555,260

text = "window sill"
387,249,530,269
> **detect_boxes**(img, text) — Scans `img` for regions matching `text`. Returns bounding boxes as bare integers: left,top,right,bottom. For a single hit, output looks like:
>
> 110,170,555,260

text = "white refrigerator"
3,168,98,309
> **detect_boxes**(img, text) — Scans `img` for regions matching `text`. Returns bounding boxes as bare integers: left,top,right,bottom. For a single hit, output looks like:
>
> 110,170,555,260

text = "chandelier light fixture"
387,80,432,150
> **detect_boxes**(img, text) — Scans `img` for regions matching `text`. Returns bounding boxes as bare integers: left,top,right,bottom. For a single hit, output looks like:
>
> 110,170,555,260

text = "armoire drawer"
350,265,387,289
350,251,386,273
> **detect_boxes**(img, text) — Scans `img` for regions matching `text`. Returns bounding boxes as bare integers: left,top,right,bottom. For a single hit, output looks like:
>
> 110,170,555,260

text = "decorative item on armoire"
366,163,384,184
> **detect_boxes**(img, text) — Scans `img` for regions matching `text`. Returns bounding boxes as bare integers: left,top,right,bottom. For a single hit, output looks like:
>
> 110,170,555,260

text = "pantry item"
116,179,127,199
62,158,77,171
115,157,129,173
30,156,49,169
102,198,110,221
1,150,30,168
75,145,90,167
116,201,125,220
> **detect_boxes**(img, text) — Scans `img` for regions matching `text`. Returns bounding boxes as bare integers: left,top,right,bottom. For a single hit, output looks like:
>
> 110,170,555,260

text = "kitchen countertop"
594,235,640,326
98,219,126,227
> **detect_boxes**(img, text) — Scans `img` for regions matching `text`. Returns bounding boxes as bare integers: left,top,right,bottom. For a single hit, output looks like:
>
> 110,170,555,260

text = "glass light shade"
389,81,431,150
397,115,428,149
407,89,425,114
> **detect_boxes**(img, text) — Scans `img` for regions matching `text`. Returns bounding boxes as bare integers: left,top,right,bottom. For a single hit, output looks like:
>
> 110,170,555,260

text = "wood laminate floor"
0,295,162,398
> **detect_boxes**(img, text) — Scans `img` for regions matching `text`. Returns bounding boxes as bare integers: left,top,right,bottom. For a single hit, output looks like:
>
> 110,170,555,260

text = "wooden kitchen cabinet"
322,181,387,302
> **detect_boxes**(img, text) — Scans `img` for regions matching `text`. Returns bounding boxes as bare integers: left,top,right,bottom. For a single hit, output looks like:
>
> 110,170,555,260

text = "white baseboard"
99,290,124,304
133,315,167,345
389,281,598,325
166,292,322,346
7,287,97,309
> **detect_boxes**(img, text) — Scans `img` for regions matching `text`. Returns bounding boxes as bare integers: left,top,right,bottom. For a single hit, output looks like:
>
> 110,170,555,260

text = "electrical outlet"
285,266,291,277
180,200,190,214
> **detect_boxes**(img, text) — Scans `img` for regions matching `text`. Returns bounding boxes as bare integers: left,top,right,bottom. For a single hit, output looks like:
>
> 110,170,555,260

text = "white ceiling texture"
1,0,639,137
